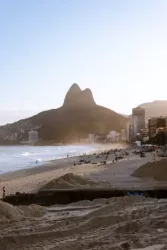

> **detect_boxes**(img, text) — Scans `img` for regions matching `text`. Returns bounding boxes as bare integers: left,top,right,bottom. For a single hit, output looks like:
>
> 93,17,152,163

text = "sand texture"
0,150,167,198
0,201,46,223
132,159,167,181
1,196,167,249
40,173,101,190
1,148,167,249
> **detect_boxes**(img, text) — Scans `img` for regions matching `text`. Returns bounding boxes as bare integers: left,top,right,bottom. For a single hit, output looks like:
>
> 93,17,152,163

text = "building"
120,129,126,141
140,128,149,142
132,107,145,138
106,131,118,141
28,130,38,145
126,123,133,142
88,134,95,143
148,116,167,139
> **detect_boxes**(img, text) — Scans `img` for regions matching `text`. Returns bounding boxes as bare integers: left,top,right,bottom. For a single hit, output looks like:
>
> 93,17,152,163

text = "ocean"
0,144,98,174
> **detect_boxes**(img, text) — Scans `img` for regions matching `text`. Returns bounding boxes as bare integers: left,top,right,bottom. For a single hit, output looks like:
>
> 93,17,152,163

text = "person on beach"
3,186,5,199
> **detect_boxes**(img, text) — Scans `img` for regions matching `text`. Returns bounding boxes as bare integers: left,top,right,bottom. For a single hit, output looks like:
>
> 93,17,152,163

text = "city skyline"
1,0,167,124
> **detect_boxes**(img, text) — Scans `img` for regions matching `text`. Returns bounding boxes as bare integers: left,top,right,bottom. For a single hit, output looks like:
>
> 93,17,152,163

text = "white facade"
28,131,38,145
107,131,118,141
88,134,94,143
121,129,126,141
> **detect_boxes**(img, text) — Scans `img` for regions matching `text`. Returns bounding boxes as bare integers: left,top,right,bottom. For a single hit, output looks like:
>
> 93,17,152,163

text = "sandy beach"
0,148,166,197
1,148,167,249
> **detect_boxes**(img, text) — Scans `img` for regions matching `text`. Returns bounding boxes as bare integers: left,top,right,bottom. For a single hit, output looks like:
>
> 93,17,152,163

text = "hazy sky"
1,0,167,125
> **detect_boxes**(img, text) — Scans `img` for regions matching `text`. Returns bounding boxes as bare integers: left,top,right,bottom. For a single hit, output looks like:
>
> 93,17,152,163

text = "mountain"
137,100,167,121
0,109,40,126
119,113,129,118
0,84,127,144
63,83,96,107
120,100,167,122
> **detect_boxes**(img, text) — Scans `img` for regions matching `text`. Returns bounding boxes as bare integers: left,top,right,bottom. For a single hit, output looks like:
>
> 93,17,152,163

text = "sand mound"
41,173,99,190
18,204,46,217
0,201,46,223
132,159,167,181
0,201,23,222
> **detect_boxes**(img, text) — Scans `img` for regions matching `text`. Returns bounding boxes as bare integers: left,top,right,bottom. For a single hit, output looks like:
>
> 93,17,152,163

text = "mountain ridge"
138,100,167,120
120,100,167,122
0,84,127,144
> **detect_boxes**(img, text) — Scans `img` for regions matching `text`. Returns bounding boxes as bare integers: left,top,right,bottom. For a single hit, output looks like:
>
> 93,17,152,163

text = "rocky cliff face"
63,83,96,107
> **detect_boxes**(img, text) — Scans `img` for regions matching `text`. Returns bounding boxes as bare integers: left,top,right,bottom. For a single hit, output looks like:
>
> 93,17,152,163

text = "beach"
1,147,167,249
0,147,166,197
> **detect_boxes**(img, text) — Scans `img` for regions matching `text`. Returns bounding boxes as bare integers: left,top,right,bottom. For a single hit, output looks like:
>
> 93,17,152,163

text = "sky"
1,0,167,125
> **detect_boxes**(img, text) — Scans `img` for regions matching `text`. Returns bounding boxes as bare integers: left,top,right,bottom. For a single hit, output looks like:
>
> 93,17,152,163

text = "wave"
0,144,99,174
22,152,31,156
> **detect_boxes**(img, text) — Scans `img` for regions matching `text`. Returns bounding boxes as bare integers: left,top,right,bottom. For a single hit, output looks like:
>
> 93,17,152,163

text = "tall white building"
29,131,38,145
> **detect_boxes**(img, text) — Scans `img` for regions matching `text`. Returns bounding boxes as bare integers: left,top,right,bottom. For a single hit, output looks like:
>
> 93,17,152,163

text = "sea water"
0,144,98,174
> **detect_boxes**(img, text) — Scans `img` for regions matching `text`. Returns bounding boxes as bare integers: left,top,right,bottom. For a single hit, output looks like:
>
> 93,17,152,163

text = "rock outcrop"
63,83,96,107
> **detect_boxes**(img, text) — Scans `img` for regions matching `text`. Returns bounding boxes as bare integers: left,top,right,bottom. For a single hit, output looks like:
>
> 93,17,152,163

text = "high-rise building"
132,107,145,137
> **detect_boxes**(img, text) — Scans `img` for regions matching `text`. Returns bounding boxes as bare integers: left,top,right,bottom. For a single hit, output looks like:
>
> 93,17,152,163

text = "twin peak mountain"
63,83,96,107
5,84,127,143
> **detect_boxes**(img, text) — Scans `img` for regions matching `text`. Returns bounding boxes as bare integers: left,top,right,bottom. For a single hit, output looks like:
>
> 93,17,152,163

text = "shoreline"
1,147,167,198
0,155,81,180
0,142,126,178
0,143,101,176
